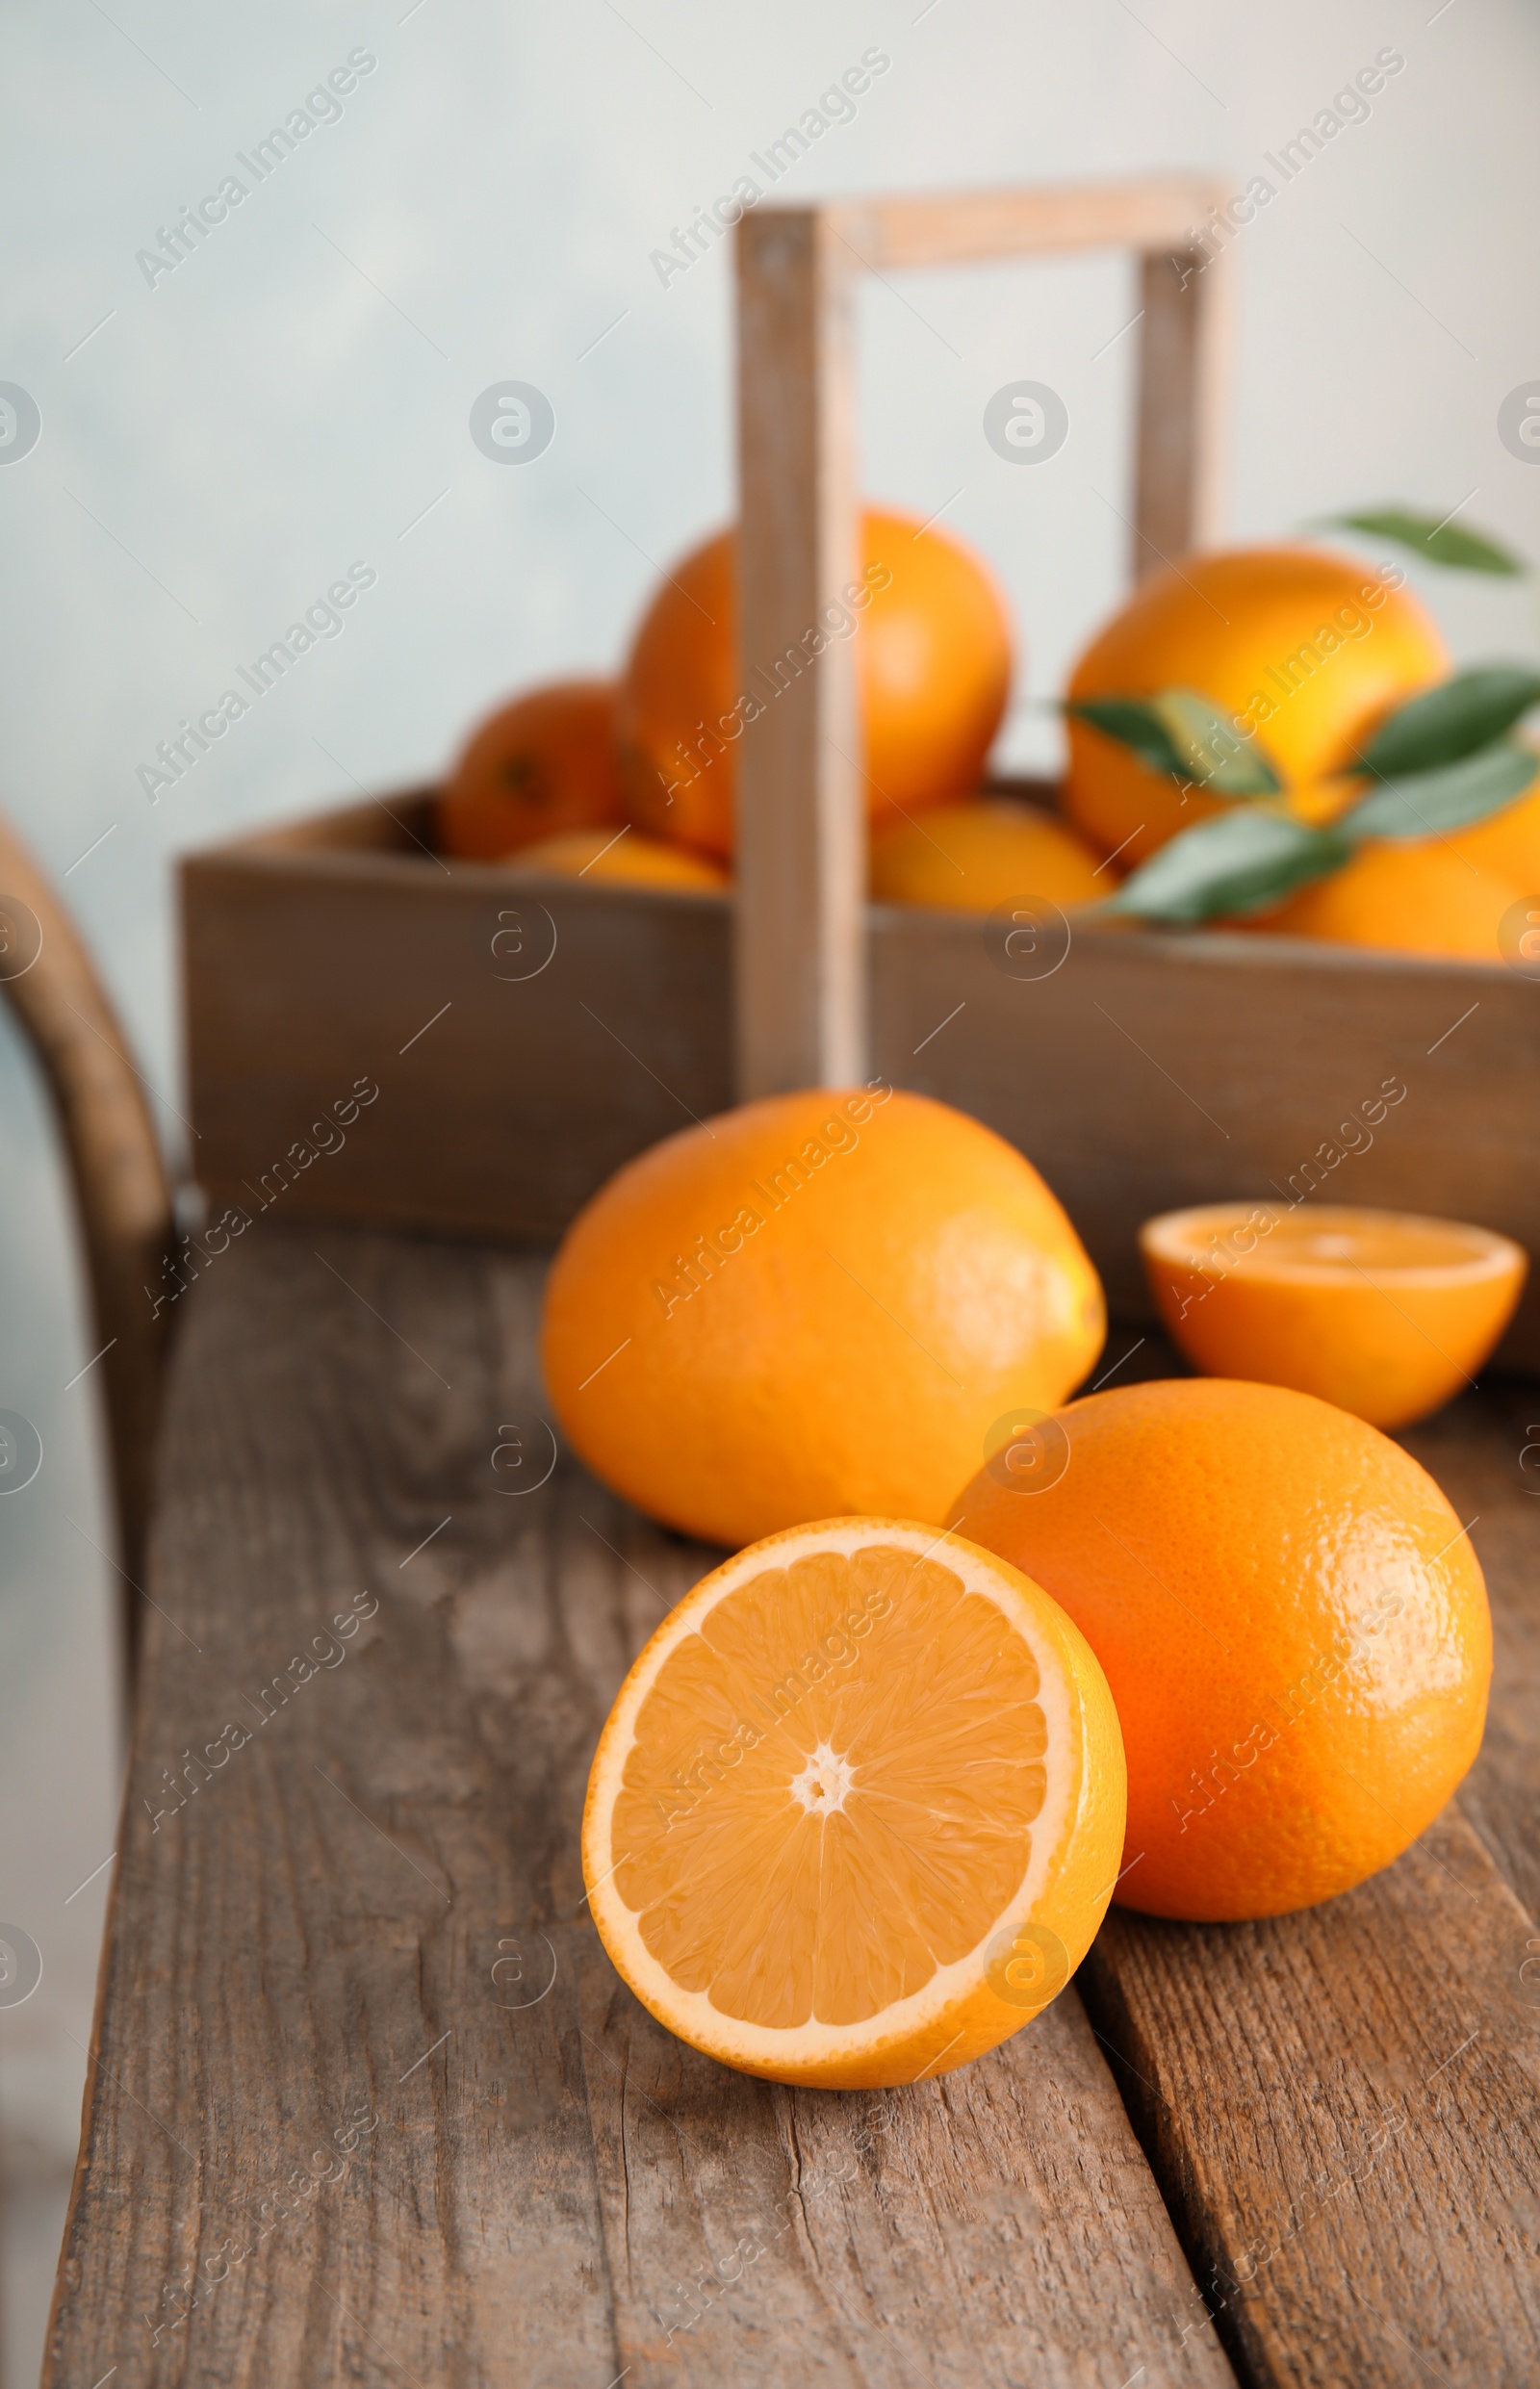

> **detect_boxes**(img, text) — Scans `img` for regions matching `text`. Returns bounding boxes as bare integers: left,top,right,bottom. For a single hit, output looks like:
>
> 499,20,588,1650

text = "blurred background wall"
3,0,1539,2374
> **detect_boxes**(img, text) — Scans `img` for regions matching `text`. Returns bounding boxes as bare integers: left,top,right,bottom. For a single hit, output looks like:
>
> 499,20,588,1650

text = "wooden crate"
182,780,1540,1365
183,172,1540,1366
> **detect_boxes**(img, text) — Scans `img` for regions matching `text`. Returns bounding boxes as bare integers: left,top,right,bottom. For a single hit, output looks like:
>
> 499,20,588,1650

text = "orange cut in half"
1141,1201,1527,1429
581,1519,1125,2088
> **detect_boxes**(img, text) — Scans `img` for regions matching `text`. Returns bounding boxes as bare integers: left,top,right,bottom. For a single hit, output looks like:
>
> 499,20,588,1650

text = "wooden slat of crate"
829,176,1231,270
870,896,1538,1363
43,1226,1239,2389
183,795,1540,1367
181,800,733,1244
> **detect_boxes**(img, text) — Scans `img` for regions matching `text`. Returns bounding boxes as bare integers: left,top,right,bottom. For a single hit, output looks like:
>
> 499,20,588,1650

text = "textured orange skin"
506,828,728,889
617,510,1014,860
1064,547,1449,867
948,1377,1492,1922
541,1090,1105,1549
580,1519,1127,2087
870,798,1106,911
1447,776,1540,887
1247,839,1523,959
436,680,624,860
1140,1205,1527,1429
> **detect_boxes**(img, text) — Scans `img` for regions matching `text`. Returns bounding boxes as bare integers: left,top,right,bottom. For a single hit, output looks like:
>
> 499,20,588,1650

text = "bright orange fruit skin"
617,510,1013,860
1064,547,1449,868
1140,1203,1527,1429
581,1518,1126,2087
1248,839,1522,960
437,680,624,860
948,1377,1491,1922
870,798,1106,911
507,827,728,890
1446,773,1540,887
541,1089,1104,1550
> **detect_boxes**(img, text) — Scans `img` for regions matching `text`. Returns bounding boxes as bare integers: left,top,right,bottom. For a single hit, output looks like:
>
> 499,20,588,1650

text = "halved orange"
1141,1201,1527,1428
581,1518,1126,2088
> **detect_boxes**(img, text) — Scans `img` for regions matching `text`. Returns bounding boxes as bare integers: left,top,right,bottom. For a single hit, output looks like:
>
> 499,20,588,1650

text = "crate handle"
733,174,1234,1097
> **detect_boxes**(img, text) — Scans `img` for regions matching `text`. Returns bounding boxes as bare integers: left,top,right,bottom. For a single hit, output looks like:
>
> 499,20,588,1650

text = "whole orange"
541,1088,1103,1549
507,827,728,890
948,1377,1491,1921
1065,547,1448,868
1448,769,1540,887
1248,838,1522,961
436,680,623,860
617,509,1013,860
870,797,1106,911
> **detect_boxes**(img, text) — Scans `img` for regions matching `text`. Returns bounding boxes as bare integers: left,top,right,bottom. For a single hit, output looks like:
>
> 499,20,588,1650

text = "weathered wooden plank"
577,1962,1239,2386
1077,1372,1540,2387
44,1227,1236,2387
1399,1385,1540,1930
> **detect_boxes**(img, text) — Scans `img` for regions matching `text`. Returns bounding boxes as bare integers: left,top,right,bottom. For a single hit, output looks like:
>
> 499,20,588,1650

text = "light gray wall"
3,0,1538,2371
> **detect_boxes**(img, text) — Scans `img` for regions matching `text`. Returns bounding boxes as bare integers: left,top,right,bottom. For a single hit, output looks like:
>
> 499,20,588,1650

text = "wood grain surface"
735,206,864,1097
44,1227,1237,2389
181,804,735,1242
1071,1341,1540,2388
1408,1386,1540,1927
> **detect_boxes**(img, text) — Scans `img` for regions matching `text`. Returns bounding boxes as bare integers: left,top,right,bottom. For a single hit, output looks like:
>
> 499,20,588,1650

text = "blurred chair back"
0,809,176,1679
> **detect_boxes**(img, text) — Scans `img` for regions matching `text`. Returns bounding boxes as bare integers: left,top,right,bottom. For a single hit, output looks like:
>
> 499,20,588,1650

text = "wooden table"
42,1223,1540,2387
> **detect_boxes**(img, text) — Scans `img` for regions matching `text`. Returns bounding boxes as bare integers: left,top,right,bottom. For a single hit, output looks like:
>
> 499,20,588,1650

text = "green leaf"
1105,805,1352,925
1065,697,1190,780
1150,690,1282,795
1322,507,1527,577
1354,664,1540,778
1065,690,1281,795
1341,741,1539,841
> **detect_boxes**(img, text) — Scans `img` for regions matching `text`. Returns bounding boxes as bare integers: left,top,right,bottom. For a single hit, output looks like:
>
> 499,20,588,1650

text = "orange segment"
582,1519,1126,2087
1140,1201,1527,1427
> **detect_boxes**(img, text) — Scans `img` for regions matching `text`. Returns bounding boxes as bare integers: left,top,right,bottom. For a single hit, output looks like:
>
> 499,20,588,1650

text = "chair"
0,807,177,1680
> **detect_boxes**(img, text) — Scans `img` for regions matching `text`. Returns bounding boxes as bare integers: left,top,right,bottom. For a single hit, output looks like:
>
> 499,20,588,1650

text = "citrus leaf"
1105,805,1352,924
1322,507,1527,577
1065,698,1189,780
1354,664,1540,778
1150,690,1283,795
1066,690,1282,795
1340,741,1539,841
